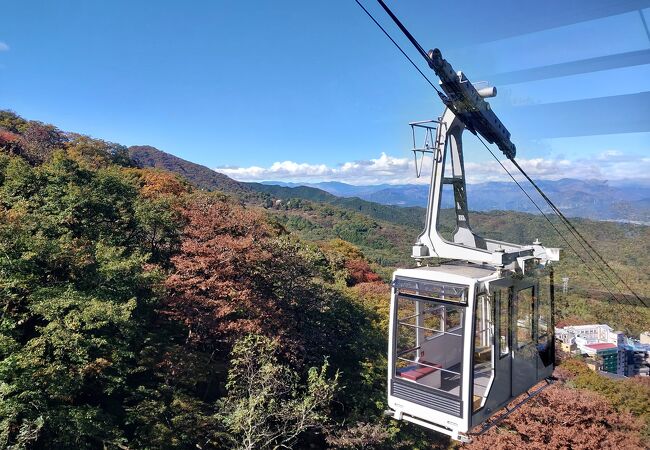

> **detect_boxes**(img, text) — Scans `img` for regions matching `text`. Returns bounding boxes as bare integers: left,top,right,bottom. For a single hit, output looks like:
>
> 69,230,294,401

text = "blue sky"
1,1,649,184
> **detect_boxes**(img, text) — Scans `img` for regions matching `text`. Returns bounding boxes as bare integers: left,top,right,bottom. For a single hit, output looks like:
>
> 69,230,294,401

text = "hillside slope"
124,145,427,229
2,110,649,448
246,182,425,229
128,145,249,193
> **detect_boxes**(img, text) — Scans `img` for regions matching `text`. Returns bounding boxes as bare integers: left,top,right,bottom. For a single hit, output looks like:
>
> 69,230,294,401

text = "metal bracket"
410,119,439,178
411,106,555,270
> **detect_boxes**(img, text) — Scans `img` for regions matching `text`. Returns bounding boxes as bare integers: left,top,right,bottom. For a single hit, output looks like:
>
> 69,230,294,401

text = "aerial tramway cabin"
377,40,560,441
387,262,556,441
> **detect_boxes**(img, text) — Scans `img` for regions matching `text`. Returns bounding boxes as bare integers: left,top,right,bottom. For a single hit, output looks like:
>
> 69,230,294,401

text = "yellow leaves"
78,297,137,329
321,238,365,261
65,136,114,170
122,167,191,199
81,358,112,376
1,203,27,224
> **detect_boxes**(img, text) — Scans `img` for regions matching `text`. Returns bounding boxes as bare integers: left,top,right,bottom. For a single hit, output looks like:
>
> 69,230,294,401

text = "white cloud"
215,152,650,185
216,152,414,185
0,42,9,52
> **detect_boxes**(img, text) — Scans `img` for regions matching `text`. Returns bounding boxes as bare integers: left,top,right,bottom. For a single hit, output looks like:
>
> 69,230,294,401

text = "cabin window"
496,288,510,357
473,294,494,411
392,277,468,304
516,288,534,349
394,294,465,398
537,274,554,366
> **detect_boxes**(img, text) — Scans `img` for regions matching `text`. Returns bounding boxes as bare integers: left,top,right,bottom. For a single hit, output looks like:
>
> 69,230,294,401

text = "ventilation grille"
391,380,462,417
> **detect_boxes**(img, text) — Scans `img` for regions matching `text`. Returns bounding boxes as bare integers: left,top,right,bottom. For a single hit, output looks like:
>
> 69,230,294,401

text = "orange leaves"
137,169,190,199
466,384,646,450
162,194,275,346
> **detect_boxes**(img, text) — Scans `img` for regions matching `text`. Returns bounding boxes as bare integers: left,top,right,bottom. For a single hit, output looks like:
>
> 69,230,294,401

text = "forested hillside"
247,182,425,228
128,145,248,194
1,110,648,449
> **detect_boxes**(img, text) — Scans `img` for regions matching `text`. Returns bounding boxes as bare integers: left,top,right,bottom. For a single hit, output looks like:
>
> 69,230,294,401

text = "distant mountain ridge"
261,179,650,223
126,145,650,223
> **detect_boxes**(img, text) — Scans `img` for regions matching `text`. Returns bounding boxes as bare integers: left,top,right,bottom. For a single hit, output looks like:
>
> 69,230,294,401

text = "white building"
555,324,627,375
640,332,650,345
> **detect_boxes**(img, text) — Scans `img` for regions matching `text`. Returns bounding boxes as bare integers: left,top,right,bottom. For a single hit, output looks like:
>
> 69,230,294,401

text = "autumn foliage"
127,167,191,199
163,195,276,344
465,384,646,450
2,110,650,449
344,258,382,284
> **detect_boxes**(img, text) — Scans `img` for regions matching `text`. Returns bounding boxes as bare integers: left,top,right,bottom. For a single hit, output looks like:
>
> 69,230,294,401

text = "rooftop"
561,324,612,331
585,343,617,351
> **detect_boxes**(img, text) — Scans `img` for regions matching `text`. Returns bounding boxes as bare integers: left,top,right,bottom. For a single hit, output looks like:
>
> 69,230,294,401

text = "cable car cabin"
381,103,561,439
372,44,560,441
387,263,555,441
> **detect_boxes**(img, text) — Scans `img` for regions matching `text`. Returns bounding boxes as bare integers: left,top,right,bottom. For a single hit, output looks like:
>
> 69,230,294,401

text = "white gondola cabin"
387,263,556,441
384,49,559,441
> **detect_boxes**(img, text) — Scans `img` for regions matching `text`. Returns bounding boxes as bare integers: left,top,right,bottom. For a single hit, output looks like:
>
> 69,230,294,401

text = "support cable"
509,158,647,308
374,0,430,64
476,135,636,309
352,0,448,103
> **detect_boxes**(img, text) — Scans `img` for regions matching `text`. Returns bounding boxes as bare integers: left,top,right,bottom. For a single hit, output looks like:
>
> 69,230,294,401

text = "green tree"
219,334,339,450
0,154,176,448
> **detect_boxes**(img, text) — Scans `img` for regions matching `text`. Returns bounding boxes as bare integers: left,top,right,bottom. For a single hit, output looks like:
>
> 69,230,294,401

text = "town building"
623,341,650,377
640,331,650,345
580,342,618,373
555,324,650,377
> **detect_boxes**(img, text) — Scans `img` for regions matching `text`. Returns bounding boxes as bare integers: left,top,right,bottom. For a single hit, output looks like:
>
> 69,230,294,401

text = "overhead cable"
476,135,637,309
510,158,647,308
352,0,447,102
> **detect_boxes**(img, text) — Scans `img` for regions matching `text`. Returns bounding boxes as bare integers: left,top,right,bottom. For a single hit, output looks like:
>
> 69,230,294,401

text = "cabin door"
511,279,537,396
485,282,513,407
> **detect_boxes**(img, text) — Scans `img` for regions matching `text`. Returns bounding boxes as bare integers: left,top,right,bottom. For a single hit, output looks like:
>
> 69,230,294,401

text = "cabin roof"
394,262,498,285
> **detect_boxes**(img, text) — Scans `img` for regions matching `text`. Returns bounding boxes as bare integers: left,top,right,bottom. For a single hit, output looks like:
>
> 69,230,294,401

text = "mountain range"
128,145,650,223
260,179,650,223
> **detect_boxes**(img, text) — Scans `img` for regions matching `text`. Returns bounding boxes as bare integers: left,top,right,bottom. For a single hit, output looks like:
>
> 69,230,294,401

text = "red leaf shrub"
344,258,382,285
163,195,275,345
465,385,645,450
162,194,342,362
0,129,25,157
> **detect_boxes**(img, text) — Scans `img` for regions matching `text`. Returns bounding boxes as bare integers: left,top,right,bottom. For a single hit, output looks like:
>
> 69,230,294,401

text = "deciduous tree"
218,334,339,450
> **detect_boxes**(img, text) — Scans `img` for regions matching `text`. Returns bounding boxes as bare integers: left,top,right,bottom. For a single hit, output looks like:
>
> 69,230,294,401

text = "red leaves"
0,129,25,157
466,384,646,450
163,195,273,346
0,129,21,144
344,259,382,285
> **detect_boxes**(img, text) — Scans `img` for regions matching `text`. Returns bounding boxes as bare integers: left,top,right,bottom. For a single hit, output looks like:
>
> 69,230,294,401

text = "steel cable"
509,158,647,308
476,136,637,309
354,0,645,308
